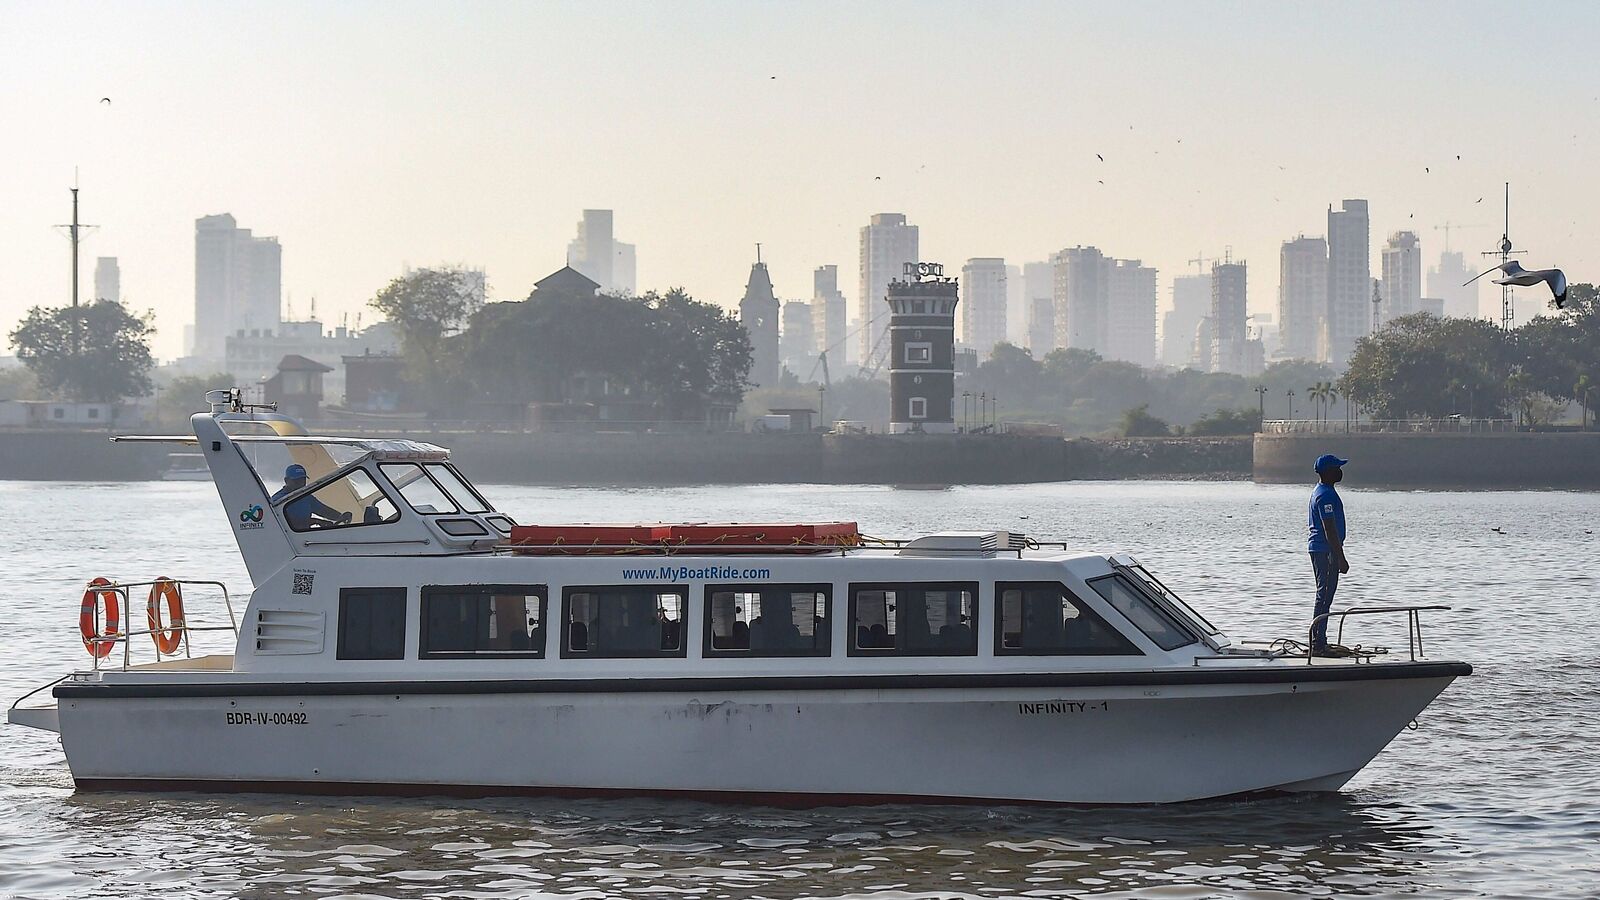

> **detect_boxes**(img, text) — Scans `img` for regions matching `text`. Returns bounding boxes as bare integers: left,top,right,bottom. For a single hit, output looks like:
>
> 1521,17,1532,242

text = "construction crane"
1431,222,1485,253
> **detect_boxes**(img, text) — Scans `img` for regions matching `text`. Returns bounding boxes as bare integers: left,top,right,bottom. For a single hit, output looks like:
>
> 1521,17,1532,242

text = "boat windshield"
226,422,371,498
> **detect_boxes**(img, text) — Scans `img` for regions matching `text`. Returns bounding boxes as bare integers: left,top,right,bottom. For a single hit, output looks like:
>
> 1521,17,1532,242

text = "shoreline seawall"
1253,432,1600,489
0,429,1249,485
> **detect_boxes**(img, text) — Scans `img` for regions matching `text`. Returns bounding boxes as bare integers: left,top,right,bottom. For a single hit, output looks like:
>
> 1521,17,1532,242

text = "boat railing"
1308,605,1451,664
83,579,240,671
495,538,1074,558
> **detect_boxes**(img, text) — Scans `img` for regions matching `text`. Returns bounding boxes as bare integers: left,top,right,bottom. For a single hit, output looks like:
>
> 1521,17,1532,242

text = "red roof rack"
507,522,860,555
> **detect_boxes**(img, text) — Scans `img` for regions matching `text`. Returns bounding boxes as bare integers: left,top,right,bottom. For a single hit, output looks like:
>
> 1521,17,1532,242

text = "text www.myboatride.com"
621,566,772,581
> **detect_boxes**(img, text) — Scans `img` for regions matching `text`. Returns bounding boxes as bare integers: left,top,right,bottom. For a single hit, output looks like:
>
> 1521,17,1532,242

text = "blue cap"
1314,454,1348,473
285,464,307,479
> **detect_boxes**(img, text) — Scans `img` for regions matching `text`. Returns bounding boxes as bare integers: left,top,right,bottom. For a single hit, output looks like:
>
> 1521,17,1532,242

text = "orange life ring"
147,577,186,655
79,577,121,658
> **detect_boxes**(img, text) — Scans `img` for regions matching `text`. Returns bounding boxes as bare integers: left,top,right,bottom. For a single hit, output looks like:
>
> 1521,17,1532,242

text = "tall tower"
94,257,121,303
1326,199,1370,367
1106,259,1157,367
858,213,919,370
1022,261,1055,356
1209,261,1248,374
1052,246,1110,353
1164,274,1211,368
739,255,781,389
886,262,958,434
1279,236,1328,361
1381,231,1422,322
812,264,847,360
569,210,615,291
960,257,1007,360
1428,251,1481,319
193,213,282,362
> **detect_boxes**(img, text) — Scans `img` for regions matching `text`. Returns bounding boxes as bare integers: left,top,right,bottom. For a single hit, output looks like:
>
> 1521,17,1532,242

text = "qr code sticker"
292,573,315,595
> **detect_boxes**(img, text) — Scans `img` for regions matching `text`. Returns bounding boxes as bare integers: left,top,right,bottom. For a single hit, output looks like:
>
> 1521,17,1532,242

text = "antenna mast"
1481,182,1525,330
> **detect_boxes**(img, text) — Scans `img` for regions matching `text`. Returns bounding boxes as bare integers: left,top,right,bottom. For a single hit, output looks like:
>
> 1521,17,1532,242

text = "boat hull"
53,664,1463,805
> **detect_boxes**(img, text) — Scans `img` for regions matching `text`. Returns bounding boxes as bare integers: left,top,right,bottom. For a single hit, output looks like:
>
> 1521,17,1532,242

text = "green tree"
155,373,235,427
9,300,155,402
1341,313,1513,418
369,268,478,410
1119,404,1171,437
1188,407,1261,435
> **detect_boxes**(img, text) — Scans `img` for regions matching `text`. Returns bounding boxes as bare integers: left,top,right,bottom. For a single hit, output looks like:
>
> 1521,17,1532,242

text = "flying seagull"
99,97,110,104
1466,260,1569,308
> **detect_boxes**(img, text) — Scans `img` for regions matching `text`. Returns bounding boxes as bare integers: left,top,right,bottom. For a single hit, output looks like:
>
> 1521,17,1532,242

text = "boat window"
1126,563,1220,635
483,514,517,537
379,463,460,515
563,585,687,658
1088,575,1198,651
996,582,1141,656
421,585,545,658
436,517,489,537
849,582,977,656
283,469,401,532
424,463,492,514
704,584,830,657
337,587,407,660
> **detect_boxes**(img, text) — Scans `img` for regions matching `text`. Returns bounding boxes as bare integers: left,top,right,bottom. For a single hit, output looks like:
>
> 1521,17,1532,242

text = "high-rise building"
740,258,781,389
94,257,120,303
858,213,919,370
1052,246,1110,353
1381,231,1423,323
1106,259,1157,367
1022,261,1055,356
780,299,815,377
812,265,847,363
567,210,637,294
885,263,957,434
1427,250,1481,319
1279,236,1328,361
1163,274,1210,368
614,241,637,295
193,213,282,362
960,258,1008,361
1326,200,1370,367
1209,261,1248,375
1005,263,1025,346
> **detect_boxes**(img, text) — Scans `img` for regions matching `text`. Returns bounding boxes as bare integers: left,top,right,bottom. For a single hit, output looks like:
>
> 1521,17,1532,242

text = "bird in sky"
1476,197,1483,203
1466,260,1569,308
1425,167,1430,173
1096,154,1103,162
99,97,110,104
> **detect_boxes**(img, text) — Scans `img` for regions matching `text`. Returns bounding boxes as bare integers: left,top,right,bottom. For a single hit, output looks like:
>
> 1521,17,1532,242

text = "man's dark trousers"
1309,551,1339,651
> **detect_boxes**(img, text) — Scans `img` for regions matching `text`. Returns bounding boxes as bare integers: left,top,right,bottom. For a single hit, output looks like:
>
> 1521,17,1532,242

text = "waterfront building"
812,265,847,361
94,257,120,303
1023,261,1055,356
960,257,1008,362
858,213,919,371
1278,236,1328,361
224,319,398,405
885,262,957,434
1428,250,1481,319
1052,246,1110,354
781,299,816,377
740,259,781,389
1326,200,1370,367
1163,274,1210,368
1005,263,1025,346
1209,261,1248,375
1381,231,1423,323
567,210,636,294
193,213,282,362
1106,259,1157,368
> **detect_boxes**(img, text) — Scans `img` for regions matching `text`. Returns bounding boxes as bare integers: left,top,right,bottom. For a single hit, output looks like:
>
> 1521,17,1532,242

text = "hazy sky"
4,1,1599,360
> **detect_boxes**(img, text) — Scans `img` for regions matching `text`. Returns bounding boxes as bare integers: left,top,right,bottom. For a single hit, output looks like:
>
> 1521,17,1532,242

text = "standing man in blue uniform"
1307,454,1349,657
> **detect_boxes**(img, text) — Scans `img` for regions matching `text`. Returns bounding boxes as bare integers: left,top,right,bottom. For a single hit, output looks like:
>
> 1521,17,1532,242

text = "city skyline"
3,3,1597,361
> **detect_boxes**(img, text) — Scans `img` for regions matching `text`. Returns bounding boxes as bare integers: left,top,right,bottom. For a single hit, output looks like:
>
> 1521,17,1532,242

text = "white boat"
8,390,1469,805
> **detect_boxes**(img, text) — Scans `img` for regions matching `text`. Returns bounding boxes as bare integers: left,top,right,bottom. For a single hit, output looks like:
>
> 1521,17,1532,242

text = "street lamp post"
961,391,971,432
1286,389,1296,421
817,384,826,432
1254,385,1268,426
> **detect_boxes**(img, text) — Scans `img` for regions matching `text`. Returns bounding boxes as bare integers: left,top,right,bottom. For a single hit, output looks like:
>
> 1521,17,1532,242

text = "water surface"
2,480,1596,898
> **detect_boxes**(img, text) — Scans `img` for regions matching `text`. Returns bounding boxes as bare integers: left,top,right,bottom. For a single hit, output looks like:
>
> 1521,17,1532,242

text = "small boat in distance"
7,389,1470,805
159,450,210,481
